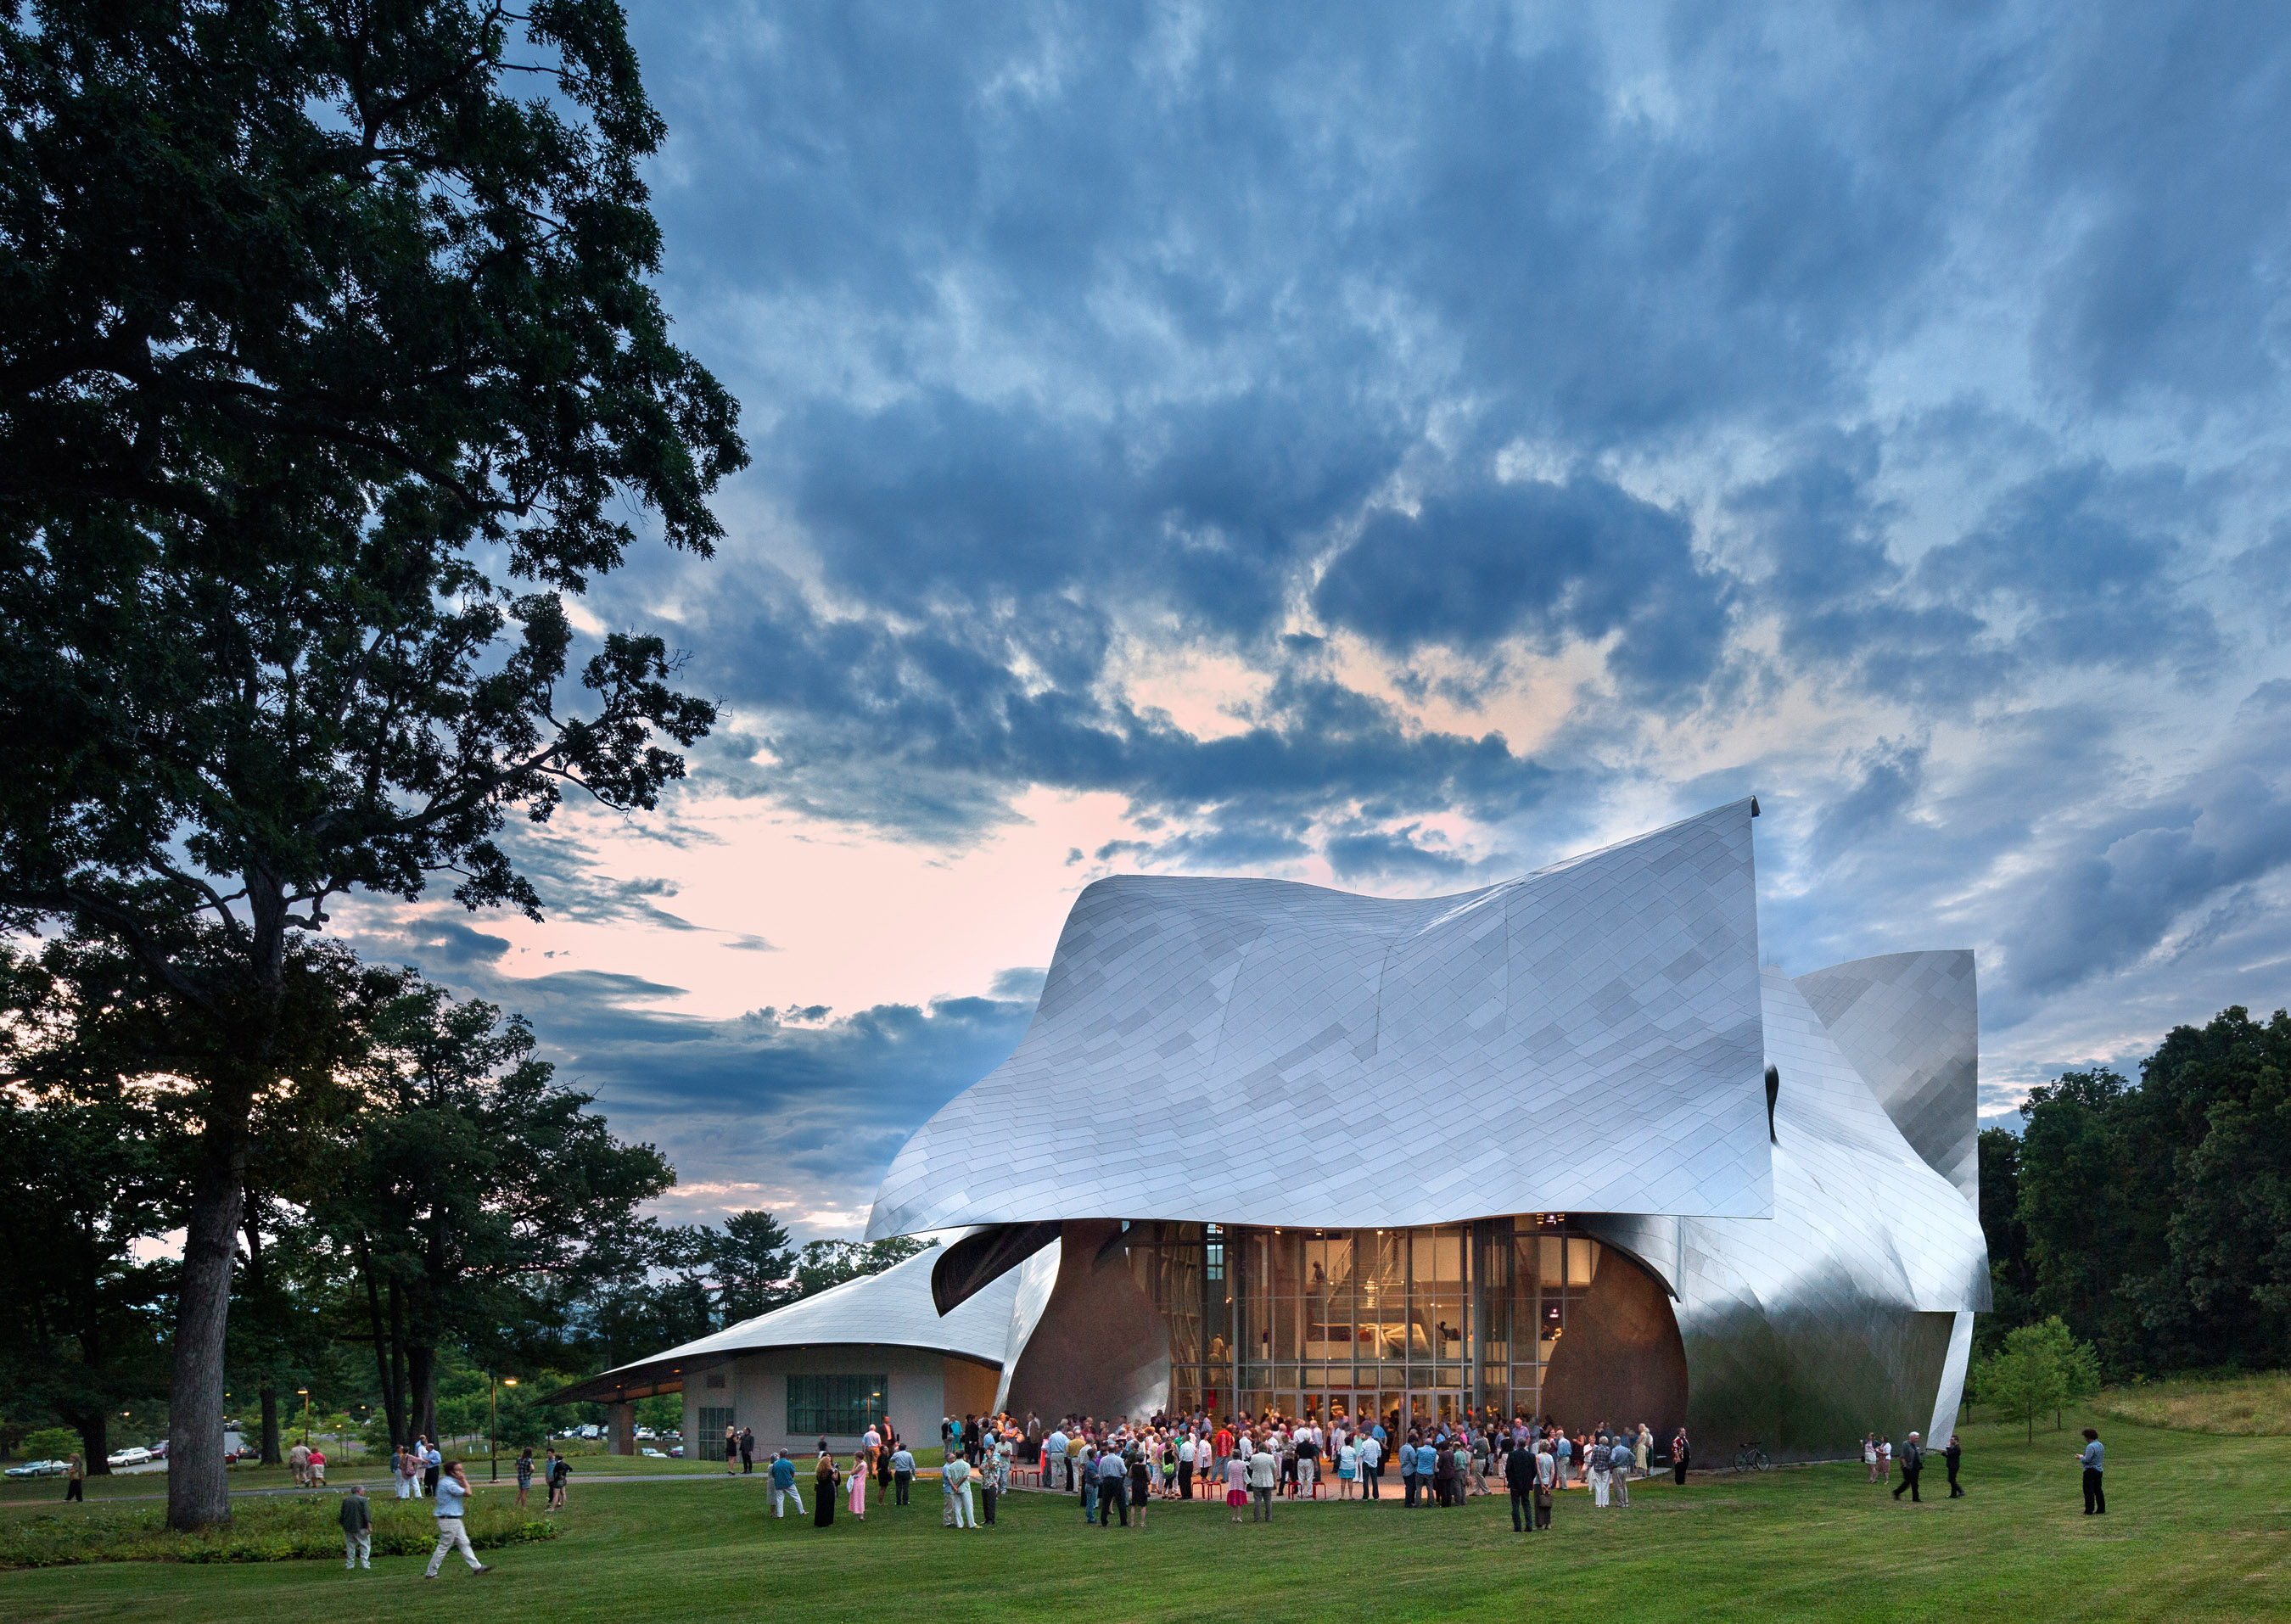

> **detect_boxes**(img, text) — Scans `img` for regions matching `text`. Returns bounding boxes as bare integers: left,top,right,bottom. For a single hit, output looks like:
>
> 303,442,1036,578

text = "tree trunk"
164,1108,250,1529
69,1253,109,1476
359,1240,406,1448
409,1344,439,1445
260,1384,280,1465
76,1411,109,1477
388,1281,411,1444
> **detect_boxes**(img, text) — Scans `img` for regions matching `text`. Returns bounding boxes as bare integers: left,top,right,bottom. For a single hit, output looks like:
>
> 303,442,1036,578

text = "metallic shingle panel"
863,798,1989,1457
865,799,1773,1240
1794,950,1980,1205
1666,966,1990,1456
559,1248,1018,1402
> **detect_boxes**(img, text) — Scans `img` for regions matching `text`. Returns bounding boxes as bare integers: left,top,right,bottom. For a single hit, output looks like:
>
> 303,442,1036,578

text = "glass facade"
1123,1216,1609,1430
785,1374,888,1437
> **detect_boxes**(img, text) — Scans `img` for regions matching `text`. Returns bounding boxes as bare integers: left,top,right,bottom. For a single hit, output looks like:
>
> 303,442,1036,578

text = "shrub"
0,1492,560,1569
20,1428,81,1464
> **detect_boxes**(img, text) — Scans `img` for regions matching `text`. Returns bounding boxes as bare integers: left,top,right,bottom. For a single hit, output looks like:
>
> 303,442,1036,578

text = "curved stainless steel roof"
867,799,1773,1240
546,1247,1017,1404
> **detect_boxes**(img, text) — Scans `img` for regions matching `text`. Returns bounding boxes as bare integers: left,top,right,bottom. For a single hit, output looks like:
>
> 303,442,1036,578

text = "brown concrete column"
608,1401,636,1455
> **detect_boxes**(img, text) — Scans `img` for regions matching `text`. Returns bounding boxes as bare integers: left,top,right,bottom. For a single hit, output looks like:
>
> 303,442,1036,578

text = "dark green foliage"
0,1493,559,1568
1991,1006,2291,1376
1975,1126,2030,1353
312,979,675,1442
789,1235,932,1301
0,1058,176,1476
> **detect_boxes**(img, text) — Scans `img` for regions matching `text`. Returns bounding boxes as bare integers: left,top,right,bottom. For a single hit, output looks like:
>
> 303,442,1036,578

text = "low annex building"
865,798,1991,1460
549,1249,1016,1457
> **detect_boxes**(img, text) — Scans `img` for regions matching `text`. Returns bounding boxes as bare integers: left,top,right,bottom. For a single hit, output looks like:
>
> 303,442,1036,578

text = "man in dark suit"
1892,1431,1924,1503
1505,1435,1538,1531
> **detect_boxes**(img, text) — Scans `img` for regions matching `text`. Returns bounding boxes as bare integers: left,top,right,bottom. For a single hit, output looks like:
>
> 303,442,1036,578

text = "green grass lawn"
4,1408,2288,1622
2089,1369,2291,1436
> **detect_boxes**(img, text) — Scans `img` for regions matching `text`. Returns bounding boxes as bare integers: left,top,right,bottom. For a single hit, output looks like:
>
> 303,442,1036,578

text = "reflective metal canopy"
867,798,1773,1240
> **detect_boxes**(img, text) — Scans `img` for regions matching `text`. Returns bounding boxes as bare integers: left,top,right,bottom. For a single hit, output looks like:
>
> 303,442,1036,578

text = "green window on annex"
786,1375,887,1438
696,1405,736,1461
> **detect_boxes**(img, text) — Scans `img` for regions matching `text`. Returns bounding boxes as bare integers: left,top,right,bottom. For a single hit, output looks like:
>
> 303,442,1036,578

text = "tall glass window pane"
785,1375,887,1437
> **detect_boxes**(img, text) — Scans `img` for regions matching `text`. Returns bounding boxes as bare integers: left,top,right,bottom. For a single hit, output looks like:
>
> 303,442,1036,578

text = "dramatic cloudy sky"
339,3,2291,1238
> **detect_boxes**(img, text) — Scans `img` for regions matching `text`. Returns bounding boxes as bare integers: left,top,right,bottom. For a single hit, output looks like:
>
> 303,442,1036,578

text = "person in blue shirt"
768,1450,804,1519
2078,1429,2105,1515
423,1460,492,1578
1414,1438,1439,1505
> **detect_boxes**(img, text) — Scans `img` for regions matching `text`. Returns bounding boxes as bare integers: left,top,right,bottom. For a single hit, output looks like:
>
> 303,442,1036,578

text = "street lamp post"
297,1388,311,1449
490,1376,518,1481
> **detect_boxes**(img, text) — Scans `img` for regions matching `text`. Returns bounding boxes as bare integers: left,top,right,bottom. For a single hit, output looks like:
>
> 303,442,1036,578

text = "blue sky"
343,3,2291,1235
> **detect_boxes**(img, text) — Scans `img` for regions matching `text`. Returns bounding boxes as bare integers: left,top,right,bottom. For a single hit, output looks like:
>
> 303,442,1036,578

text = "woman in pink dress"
1224,1439,1250,1522
848,1451,868,1518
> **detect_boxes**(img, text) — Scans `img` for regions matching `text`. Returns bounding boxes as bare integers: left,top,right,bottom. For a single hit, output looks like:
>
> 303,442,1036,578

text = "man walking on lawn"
1892,1432,1924,1504
340,1483,372,1571
424,1460,494,1577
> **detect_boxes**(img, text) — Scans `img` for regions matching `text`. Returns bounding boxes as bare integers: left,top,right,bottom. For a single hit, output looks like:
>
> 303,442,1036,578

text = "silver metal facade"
551,1246,1019,1405
865,800,1990,1456
867,799,1773,1240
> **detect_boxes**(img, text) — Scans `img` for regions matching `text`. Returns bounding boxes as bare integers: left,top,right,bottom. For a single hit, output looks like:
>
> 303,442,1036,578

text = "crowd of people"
734,1403,1717,1534
1009,1407,1692,1528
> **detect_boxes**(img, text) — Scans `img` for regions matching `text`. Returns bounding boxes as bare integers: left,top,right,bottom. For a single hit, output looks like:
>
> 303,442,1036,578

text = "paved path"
0,1472,799,1508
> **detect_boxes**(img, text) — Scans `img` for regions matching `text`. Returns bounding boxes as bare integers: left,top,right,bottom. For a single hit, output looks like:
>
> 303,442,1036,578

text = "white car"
106,1447,152,1468
640,1447,666,1458
4,1459,67,1479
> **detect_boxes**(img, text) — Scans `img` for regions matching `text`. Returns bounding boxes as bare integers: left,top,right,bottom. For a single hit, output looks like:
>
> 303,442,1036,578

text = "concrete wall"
679,1345,1000,1459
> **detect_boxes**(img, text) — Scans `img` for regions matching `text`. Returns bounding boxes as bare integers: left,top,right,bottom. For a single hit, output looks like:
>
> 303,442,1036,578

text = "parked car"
640,1447,666,1458
667,1445,684,1459
147,1441,169,1460
106,1447,152,1468
4,1459,67,1479
635,1426,655,1440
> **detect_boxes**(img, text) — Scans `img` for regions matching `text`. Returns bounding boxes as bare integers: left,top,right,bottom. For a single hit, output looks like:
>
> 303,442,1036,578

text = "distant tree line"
0,937,922,1472
1978,1005,2291,1376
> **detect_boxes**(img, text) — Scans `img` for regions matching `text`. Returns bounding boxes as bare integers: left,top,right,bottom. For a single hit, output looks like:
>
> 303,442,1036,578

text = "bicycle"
1732,1440,1772,1473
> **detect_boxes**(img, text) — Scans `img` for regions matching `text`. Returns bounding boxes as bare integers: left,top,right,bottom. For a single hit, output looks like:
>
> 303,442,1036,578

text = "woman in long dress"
848,1451,867,1518
814,1452,837,1526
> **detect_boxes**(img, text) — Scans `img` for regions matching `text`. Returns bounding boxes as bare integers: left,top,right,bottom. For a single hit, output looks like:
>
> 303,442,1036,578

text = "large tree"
0,0,743,1526
318,979,674,1446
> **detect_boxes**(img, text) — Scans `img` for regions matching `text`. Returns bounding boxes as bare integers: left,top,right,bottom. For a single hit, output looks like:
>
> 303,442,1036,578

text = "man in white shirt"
1044,1425,1069,1491
1246,1440,1279,1521
423,1460,493,1577
1357,1431,1382,1498
943,1453,975,1528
